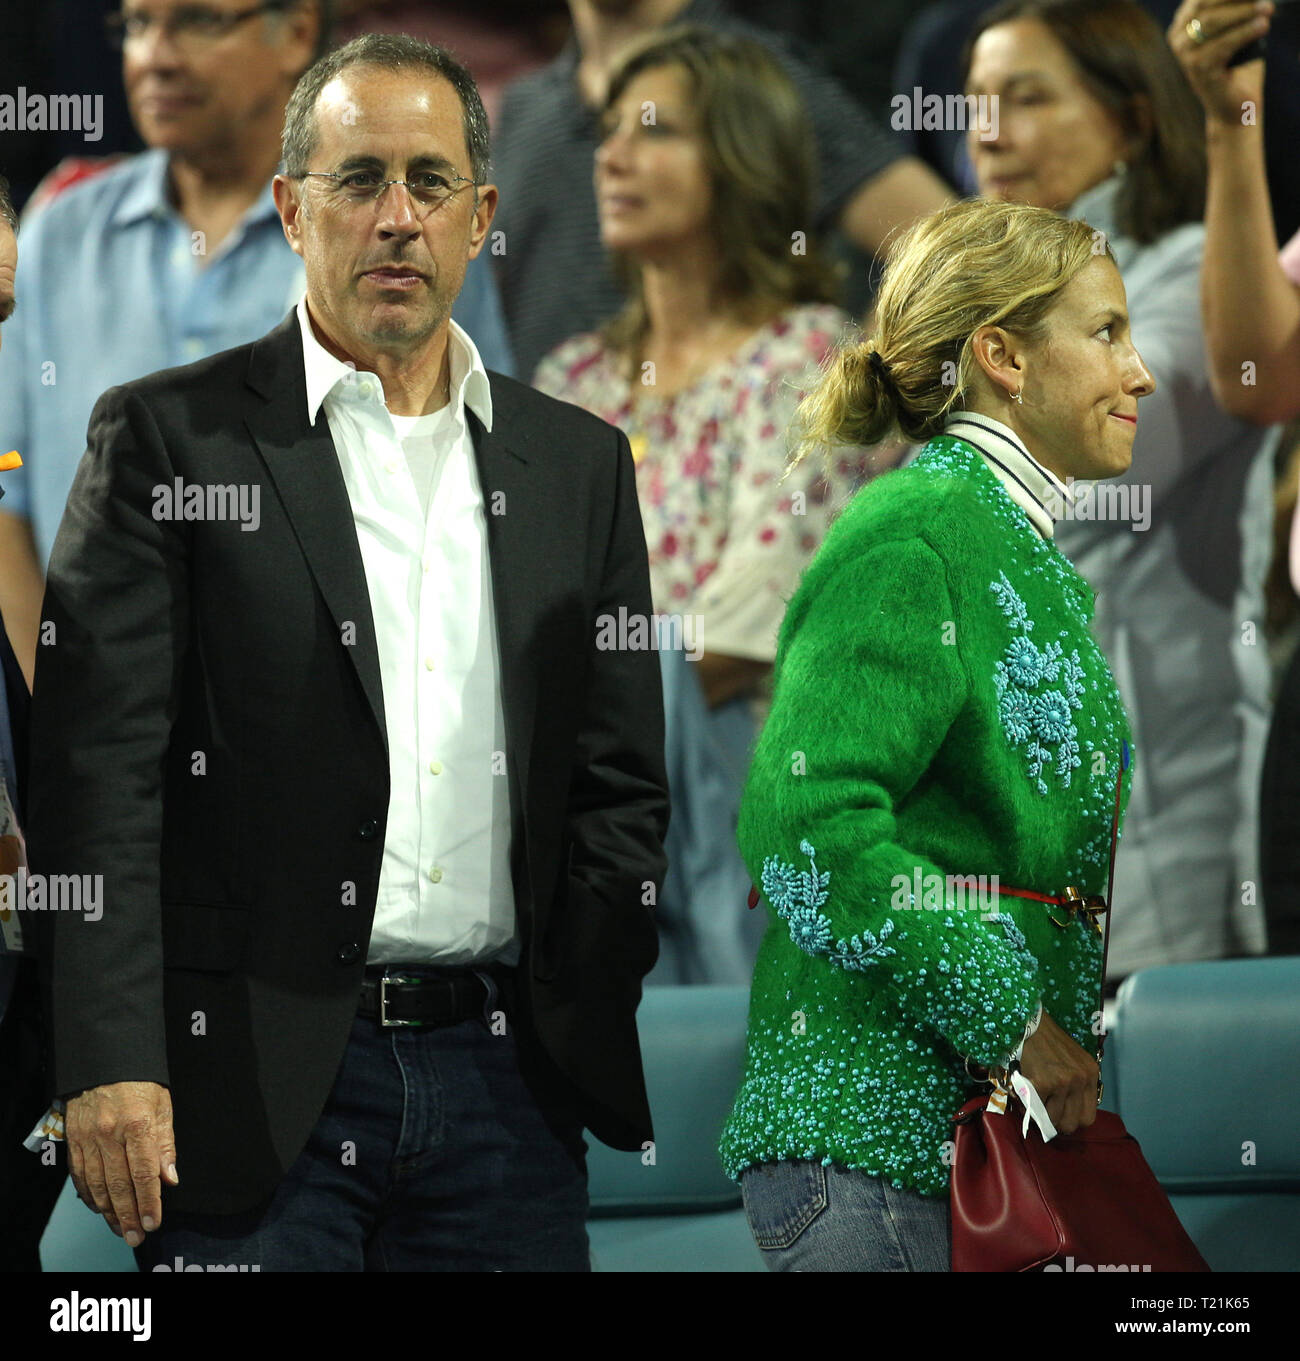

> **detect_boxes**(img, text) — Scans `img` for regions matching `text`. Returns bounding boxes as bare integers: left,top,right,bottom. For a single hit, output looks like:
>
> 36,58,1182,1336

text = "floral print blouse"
533,303,866,663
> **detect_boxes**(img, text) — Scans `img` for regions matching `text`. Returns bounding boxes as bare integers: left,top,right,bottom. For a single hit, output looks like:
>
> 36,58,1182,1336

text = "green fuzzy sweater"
718,436,1133,1197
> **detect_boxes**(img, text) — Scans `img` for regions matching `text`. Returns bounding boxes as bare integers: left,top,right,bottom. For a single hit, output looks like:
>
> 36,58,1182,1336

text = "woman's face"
594,64,713,260
965,18,1130,212
994,254,1155,483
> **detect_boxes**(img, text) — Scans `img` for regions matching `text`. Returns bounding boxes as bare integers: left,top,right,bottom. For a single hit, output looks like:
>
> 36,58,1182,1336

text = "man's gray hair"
0,175,16,231
280,33,489,187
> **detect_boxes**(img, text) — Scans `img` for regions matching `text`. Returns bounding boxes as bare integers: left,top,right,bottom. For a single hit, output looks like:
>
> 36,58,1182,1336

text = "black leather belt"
357,965,513,1028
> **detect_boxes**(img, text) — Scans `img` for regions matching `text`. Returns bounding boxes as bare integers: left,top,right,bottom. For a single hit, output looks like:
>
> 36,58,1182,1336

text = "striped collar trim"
941,412,1071,540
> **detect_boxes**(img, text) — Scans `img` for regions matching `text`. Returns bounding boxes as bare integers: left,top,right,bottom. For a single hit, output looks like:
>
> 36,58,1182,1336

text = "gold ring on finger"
1185,17,1207,44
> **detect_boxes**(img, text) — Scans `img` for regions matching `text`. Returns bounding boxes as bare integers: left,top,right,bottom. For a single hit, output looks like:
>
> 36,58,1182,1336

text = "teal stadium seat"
1106,957,1300,1272
586,984,764,1271
41,1175,138,1272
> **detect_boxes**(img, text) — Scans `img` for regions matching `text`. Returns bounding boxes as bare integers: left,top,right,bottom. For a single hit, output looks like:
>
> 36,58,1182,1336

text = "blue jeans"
133,984,590,1272
740,1160,951,1271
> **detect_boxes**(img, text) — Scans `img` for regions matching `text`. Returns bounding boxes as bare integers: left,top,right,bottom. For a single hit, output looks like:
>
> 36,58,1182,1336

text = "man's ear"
273,174,306,258
466,183,498,261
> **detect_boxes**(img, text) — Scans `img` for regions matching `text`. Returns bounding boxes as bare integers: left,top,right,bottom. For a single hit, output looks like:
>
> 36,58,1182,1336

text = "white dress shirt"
941,410,1072,541
296,297,518,967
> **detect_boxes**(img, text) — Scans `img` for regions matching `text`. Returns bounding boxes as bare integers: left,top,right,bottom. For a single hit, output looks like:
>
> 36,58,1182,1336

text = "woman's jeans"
741,1159,951,1271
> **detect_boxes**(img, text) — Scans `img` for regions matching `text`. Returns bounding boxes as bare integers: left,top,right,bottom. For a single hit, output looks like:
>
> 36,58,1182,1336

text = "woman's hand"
1017,1009,1100,1135
1168,0,1270,126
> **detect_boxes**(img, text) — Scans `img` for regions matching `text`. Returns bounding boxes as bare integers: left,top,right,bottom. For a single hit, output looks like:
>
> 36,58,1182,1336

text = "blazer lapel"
467,394,536,799
241,313,388,751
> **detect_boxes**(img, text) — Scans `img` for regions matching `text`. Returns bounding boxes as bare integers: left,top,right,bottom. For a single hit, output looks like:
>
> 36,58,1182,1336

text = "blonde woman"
534,25,865,709
720,197,1154,1271
965,0,1275,984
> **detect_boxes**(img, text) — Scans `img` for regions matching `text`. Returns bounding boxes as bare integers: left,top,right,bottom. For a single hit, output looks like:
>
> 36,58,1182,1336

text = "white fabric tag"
1010,1068,1058,1142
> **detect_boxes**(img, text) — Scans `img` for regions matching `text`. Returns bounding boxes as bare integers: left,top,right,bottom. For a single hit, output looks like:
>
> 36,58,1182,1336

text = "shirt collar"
941,410,1071,540
296,295,493,432
110,148,283,230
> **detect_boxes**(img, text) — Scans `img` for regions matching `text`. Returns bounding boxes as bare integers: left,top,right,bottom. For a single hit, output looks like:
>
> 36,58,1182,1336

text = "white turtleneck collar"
940,411,1072,540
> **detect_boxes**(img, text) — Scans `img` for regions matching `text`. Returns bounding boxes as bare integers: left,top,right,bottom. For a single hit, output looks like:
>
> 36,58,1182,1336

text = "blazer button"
337,942,362,965
357,819,379,841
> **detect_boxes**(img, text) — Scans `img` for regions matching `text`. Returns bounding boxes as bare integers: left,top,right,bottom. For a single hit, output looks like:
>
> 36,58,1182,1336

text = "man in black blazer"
29,35,668,1271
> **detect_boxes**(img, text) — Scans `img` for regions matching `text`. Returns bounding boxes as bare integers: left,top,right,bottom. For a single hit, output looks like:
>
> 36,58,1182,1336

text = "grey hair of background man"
0,175,16,232
280,33,490,195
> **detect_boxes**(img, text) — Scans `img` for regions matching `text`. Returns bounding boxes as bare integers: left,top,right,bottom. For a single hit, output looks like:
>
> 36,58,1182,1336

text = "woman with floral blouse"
533,25,869,708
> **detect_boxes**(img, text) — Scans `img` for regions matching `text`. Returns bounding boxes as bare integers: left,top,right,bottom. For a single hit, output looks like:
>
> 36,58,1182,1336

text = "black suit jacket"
28,311,669,1216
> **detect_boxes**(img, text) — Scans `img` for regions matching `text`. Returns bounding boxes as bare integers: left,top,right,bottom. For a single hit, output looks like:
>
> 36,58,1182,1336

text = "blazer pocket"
161,902,254,973
535,872,657,985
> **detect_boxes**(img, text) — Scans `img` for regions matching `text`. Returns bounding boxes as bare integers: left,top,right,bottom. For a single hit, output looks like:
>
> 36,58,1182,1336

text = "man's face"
122,0,315,156
0,221,16,354
274,66,497,357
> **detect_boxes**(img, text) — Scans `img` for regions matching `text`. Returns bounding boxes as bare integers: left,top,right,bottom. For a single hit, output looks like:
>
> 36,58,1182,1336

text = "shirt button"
429,866,443,884
422,556,431,575
356,819,379,841
424,656,435,671
336,942,362,965
429,760,442,775
384,459,398,474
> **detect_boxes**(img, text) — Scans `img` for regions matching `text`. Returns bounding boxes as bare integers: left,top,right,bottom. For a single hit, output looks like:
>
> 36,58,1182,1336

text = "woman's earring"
1012,387,1024,405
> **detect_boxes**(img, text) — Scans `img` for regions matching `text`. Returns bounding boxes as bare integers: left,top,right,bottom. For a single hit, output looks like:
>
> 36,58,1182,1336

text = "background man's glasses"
299,170,479,218
105,2,286,51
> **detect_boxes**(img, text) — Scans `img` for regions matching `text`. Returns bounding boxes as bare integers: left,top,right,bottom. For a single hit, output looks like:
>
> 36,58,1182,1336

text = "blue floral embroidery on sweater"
991,572,1085,795
993,913,1031,956
760,839,897,971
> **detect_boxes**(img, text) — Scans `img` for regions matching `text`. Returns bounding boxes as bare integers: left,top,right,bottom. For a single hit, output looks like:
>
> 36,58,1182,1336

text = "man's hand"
1017,1010,1100,1136
65,1081,178,1245
1169,0,1270,125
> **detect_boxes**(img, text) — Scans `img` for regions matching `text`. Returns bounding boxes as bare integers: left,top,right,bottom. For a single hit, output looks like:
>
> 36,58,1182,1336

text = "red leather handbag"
949,750,1211,1272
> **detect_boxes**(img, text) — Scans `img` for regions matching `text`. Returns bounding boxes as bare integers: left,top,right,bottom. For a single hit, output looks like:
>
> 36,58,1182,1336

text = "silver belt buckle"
379,973,421,1027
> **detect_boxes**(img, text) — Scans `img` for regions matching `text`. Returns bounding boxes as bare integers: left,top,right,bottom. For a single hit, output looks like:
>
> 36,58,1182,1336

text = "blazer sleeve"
564,425,670,969
738,535,1044,1069
29,384,189,1098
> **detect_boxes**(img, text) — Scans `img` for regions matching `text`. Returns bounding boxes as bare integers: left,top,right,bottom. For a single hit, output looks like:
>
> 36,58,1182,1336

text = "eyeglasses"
299,170,478,217
105,2,286,52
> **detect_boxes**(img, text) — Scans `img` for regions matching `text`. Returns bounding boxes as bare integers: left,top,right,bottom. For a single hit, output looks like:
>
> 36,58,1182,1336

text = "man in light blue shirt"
0,0,514,680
